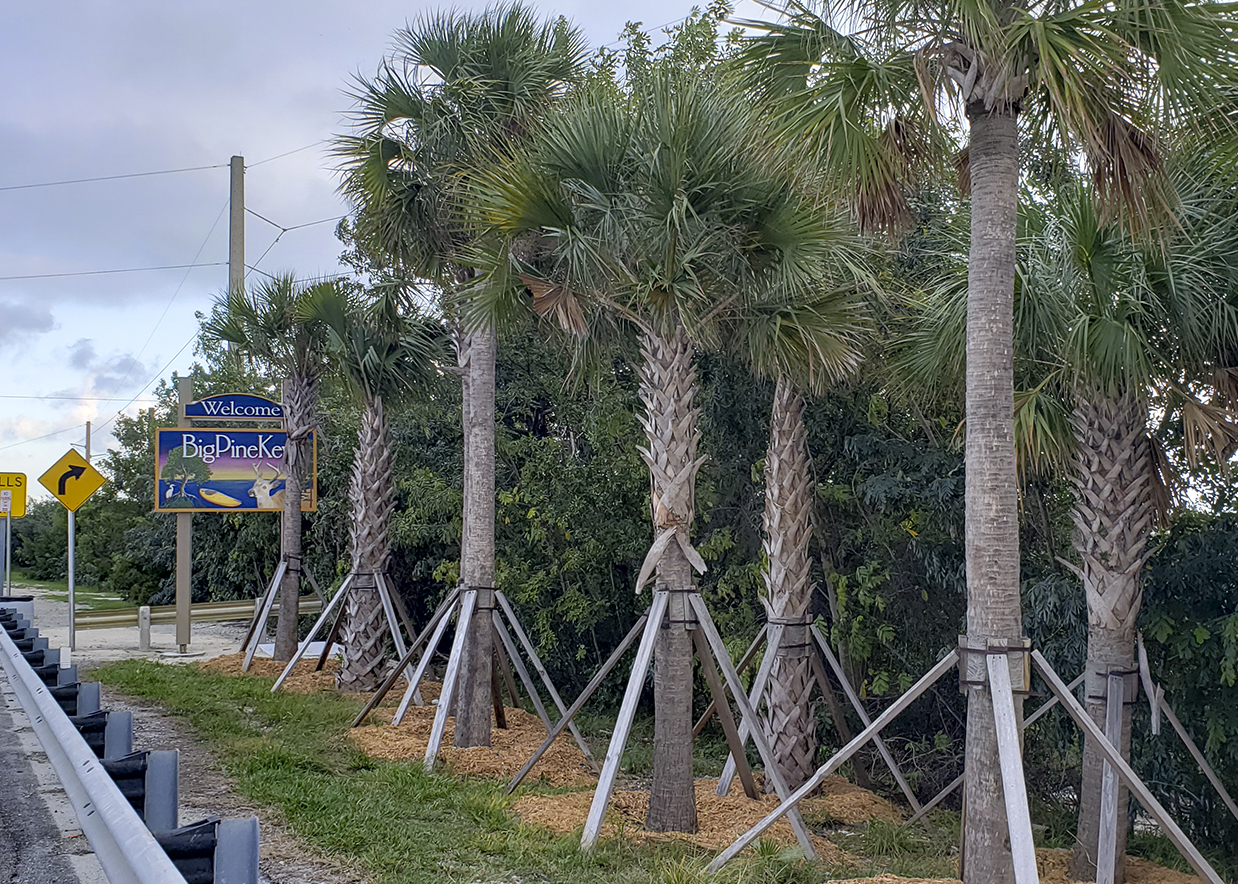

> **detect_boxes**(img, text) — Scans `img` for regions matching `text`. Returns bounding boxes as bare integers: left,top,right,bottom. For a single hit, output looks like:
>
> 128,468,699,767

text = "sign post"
0,473,27,598
37,449,105,651
176,377,193,653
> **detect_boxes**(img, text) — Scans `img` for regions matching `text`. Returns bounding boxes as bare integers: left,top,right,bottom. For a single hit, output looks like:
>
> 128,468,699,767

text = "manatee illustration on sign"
183,393,285,421
154,428,316,512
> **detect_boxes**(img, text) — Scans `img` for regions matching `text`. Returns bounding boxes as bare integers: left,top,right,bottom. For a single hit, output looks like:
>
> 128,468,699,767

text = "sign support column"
176,377,193,652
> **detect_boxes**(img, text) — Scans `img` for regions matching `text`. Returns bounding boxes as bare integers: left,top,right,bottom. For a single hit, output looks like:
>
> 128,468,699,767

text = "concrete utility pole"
229,155,245,296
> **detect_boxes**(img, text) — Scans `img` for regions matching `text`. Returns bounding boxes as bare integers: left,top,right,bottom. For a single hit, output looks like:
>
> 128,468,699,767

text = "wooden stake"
271,573,352,692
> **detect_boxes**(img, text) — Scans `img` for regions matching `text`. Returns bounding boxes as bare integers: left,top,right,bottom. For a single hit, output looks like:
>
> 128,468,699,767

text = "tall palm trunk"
338,393,395,692
1069,390,1152,884
962,105,1024,884
641,321,701,833
455,325,497,747
761,375,817,791
274,372,317,661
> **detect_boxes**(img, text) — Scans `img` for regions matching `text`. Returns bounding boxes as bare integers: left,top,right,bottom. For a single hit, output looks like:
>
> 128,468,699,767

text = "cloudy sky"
0,0,765,499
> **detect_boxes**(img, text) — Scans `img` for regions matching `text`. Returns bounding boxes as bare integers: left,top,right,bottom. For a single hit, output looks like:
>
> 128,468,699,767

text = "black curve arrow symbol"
58,465,85,495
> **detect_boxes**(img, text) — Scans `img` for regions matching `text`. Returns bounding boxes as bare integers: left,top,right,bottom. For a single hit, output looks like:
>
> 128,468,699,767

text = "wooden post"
176,376,193,652
987,652,1040,884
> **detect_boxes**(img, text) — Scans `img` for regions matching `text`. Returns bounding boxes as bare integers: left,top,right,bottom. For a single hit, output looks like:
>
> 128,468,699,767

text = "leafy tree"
337,3,588,746
161,446,211,504
739,2,1238,877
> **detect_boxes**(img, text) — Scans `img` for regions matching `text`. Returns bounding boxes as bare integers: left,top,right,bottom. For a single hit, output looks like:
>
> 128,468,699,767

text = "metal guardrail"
76,595,323,630
0,613,190,884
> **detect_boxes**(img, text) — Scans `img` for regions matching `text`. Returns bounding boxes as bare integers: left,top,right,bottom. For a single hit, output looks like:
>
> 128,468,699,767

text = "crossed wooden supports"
240,554,329,671
348,585,599,773
705,644,1227,884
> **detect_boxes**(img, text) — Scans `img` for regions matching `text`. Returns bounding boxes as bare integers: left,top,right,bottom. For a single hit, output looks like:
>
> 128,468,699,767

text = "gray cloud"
0,298,54,343
68,338,95,369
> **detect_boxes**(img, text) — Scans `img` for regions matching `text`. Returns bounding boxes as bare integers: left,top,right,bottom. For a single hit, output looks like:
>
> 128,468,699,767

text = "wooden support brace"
495,591,597,771
424,589,478,769
491,649,508,729
716,623,784,795
581,592,668,851
492,623,521,708
1096,672,1124,884
271,573,352,692
393,602,457,725
692,626,766,738
314,591,348,672
691,626,758,799
987,653,1040,884
491,612,553,731
507,612,648,796
242,560,286,670
706,651,959,873
1159,697,1238,825
350,586,460,727
1031,651,1225,884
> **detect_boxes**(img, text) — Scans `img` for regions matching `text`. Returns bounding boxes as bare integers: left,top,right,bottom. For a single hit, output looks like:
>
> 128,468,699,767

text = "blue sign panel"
154,428,316,512
183,393,284,421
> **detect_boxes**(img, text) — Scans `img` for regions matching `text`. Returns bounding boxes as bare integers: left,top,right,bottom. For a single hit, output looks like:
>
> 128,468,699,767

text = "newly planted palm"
204,274,331,660
903,172,1238,877
730,292,866,790
337,4,587,745
740,3,1238,878
303,284,443,691
469,65,865,830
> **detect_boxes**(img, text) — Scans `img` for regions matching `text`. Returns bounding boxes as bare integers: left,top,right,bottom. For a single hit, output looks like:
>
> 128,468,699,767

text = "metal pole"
176,377,193,652
67,510,76,651
229,156,245,294
3,514,9,597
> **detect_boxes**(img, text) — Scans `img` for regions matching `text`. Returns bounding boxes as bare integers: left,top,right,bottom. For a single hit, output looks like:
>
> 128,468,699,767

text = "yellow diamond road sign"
39,450,106,512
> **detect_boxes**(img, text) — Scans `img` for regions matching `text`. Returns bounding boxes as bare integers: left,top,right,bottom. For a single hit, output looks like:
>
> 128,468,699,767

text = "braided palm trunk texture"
640,323,700,833
1069,391,1152,884
760,376,818,791
337,394,395,692
274,372,317,661
455,325,496,747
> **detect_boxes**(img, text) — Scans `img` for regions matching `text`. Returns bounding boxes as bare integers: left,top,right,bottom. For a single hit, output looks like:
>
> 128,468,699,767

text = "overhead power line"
248,141,325,168
0,423,85,453
0,163,227,193
0,395,160,403
0,262,225,282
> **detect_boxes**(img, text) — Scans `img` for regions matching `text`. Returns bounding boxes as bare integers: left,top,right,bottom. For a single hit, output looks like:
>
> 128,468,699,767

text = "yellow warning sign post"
0,473,25,597
39,440,107,650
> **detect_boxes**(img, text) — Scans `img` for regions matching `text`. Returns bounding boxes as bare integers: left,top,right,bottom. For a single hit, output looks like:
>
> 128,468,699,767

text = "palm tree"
902,169,1238,879
301,283,443,691
730,291,866,790
336,3,587,746
739,4,1238,879
204,274,331,660
468,61,865,831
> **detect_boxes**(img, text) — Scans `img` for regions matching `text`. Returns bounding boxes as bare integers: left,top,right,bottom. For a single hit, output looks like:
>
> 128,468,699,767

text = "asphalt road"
0,693,87,884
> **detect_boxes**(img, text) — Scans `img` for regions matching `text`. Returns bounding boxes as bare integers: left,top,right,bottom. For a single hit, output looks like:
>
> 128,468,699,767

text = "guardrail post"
145,750,179,833
139,606,151,651
215,817,260,884
104,710,134,760
79,682,100,715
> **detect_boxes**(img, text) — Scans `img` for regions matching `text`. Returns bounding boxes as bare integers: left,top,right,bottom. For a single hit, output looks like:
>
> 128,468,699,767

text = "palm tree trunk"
274,373,316,661
338,393,395,692
641,322,700,833
455,325,496,747
1069,390,1152,884
761,375,817,791
961,104,1024,884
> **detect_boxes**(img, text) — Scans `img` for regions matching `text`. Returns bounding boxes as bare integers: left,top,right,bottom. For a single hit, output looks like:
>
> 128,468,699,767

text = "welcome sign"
155,428,316,512
183,393,284,421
